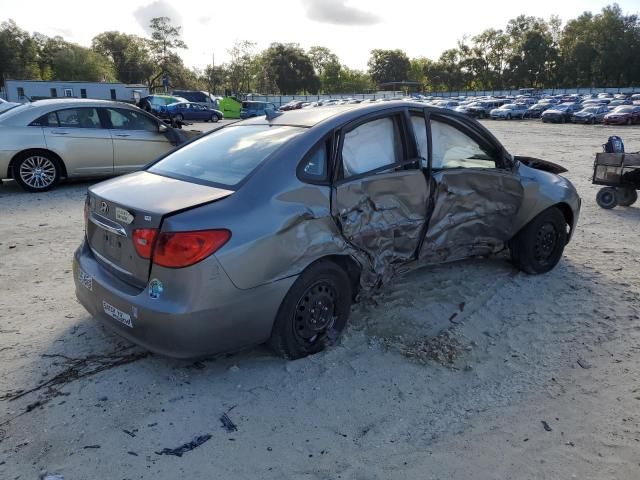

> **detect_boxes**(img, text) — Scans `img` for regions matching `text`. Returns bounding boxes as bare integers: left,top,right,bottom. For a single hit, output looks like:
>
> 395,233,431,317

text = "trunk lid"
86,171,233,288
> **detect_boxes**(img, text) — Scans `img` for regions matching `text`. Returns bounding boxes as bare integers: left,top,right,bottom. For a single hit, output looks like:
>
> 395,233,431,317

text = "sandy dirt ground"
1,120,639,480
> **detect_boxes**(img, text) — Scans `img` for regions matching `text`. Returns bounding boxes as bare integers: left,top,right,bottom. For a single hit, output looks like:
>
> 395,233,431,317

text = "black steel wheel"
616,187,638,207
268,261,352,359
596,187,618,209
510,207,567,274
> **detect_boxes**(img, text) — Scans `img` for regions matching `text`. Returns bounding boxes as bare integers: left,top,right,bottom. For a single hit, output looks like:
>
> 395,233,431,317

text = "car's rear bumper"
73,239,295,358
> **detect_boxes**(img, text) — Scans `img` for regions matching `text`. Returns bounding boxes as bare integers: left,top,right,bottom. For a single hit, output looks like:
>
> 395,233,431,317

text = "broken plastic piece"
220,413,238,433
155,434,212,457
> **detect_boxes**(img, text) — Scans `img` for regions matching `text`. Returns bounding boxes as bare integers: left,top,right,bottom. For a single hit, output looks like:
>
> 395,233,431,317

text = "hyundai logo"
100,201,109,214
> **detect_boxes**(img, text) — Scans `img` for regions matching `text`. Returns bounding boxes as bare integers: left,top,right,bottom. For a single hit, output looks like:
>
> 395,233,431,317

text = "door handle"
51,131,69,135
115,134,131,137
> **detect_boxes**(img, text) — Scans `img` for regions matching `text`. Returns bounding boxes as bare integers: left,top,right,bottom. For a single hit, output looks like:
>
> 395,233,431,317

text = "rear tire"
14,152,61,192
506,113,512,120
268,261,352,360
510,207,567,274
596,187,618,209
616,187,638,206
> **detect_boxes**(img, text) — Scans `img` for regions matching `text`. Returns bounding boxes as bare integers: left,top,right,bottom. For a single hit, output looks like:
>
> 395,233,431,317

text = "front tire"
510,207,567,274
14,152,61,192
268,261,352,359
211,113,219,123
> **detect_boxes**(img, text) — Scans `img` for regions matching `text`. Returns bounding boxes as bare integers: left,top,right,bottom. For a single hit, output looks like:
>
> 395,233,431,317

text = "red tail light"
132,228,158,259
153,230,231,268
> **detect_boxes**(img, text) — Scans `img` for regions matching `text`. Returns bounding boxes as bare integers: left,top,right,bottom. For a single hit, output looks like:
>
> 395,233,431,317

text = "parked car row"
138,94,225,124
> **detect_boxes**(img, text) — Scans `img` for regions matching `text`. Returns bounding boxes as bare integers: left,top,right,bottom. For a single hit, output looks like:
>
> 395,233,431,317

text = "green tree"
92,31,155,84
226,40,256,94
0,20,41,84
147,16,187,91
261,43,320,94
367,49,410,87
308,46,340,75
50,43,115,81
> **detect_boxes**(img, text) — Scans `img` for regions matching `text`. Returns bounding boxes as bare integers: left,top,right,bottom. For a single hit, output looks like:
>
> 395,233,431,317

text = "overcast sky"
1,0,638,71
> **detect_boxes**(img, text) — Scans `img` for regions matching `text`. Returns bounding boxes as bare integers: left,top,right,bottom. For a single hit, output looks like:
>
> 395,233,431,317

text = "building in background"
2,80,149,104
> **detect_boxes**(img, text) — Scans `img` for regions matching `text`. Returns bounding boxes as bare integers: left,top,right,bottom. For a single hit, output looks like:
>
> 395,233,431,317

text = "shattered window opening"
342,117,402,178
430,120,496,170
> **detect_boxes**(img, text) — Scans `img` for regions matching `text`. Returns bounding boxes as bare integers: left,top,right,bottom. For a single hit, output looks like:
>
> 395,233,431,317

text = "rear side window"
149,125,303,187
300,140,329,181
30,112,59,127
56,108,101,128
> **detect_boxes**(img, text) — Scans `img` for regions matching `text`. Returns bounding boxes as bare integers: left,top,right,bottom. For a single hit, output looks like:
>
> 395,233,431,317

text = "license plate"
102,300,133,328
78,269,93,291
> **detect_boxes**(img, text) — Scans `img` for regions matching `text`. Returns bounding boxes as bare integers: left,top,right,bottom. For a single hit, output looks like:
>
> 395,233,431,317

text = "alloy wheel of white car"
17,154,59,191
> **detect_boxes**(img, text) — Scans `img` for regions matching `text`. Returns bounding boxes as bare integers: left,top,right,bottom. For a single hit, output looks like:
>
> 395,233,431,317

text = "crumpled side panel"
334,171,429,290
420,169,524,264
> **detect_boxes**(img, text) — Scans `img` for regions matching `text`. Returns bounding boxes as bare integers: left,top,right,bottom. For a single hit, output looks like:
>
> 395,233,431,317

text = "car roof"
0,99,142,125
240,100,440,128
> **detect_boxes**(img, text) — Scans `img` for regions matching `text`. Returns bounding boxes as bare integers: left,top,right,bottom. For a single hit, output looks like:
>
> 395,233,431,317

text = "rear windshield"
148,125,303,187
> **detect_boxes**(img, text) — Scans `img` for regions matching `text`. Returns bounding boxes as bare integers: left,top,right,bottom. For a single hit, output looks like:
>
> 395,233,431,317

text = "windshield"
500,104,515,109
148,125,303,187
614,106,633,113
581,107,598,113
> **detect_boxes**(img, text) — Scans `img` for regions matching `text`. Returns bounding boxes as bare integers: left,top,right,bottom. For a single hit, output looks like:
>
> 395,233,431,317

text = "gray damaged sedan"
73,102,581,359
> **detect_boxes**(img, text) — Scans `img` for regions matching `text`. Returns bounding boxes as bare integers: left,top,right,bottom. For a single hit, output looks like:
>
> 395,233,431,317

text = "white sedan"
0,99,182,191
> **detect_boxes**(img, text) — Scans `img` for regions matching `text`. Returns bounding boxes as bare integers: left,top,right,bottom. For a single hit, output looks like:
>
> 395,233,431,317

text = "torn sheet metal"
420,169,524,264
334,170,430,290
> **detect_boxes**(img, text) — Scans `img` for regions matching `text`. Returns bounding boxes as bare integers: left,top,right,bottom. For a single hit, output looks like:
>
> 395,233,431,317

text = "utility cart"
593,152,640,209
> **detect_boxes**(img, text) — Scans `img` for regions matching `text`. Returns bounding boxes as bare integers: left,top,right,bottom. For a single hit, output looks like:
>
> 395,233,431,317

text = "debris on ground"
0,347,149,427
541,420,553,432
220,413,238,433
577,358,592,369
384,330,467,367
155,434,212,457
40,473,64,480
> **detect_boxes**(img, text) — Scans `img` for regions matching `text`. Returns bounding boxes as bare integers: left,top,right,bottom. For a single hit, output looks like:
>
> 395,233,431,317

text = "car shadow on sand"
2,248,626,420
1,251,632,477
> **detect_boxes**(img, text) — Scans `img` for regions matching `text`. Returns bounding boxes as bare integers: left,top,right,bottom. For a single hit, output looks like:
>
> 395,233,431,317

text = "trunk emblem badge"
100,201,109,214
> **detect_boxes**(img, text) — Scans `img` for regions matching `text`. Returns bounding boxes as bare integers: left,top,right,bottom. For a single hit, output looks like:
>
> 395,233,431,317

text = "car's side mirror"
159,123,168,133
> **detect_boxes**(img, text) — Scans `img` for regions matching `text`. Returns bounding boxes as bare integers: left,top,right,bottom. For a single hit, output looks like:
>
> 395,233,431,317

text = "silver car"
73,102,581,359
0,99,179,192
